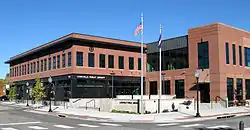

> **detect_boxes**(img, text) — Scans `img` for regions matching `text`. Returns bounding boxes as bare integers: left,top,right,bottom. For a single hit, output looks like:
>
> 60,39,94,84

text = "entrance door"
200,83,210,103
150,81,157,95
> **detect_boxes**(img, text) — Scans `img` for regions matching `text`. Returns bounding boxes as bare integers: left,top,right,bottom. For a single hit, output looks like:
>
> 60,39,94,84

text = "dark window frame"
88,53,95,67
48,57,51,70
233,44,236,65
108,55,114,68
62,54,66,68
68,52,72,67
226,43,230,64
138,58,141,70
99,54,106,68
239,46,242,66
129,57,134,70
198,41,209,69
57,55,60,69
76,52,83,66
53,56,56,69
118,56,124,69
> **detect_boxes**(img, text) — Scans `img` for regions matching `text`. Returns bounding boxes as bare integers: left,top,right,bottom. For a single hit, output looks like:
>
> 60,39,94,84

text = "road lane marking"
181,124,203,127
54,125,74,129
0,122,41,126
78,124,100,128
1,128,18,130
28,126,48,129
245,128,250,130
157,123,179,126
206,125,230,129
99,123,121,127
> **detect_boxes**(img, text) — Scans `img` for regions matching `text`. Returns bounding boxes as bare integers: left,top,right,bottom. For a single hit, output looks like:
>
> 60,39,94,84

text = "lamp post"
26,82,29,107
195,70,201,117
110,72,115,99
48,76,53,112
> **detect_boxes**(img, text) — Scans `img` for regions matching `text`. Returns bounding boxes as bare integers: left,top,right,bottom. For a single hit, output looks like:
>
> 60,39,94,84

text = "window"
27,64,29,74
138,58,141,70
24,65,26,75
198,41,209,69
76,52,83,66
53,56,56,69
226,43,229,64
118,56,124,69
99,54,105,68
37,61,39,72
232,44,236,65
246,79,250,99
62,54,66,68
48,58,51,70
30,63,32,74
236,78,243,100
129,57,134,70
33,62,36,73
108,55,114,68
57,55,60,69
88,53,95,67
41,60,43,72
68,52,72,67
175,80,184,98
227,78,234,101
162,80,170,94
44,59,47,71
239,46,242,66
245,47,250,67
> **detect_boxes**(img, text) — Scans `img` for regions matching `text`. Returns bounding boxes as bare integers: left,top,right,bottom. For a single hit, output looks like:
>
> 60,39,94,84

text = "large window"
245,47,250,67
232,44,236,65
44,59,47,71
138,58,141,70
129,57,134,70
30,63,33,74
33,62,36,73
118,56,124,69
37,61,39,72
68,52,72,67
57,55,60,69
175,80,184,98
226,43,229,64
147,47,188,72
198,41,209,69
53,56,56,69
41,60,43,72
227,78,234,101
62,54,66,68
48,58,51,70
27,64,29,74
88,53,95,67
108,55,114,68
99,54,105,68
162,80,171,95
246,79,250,99
76,52,83,66
239,46,242,66
236,78,243,100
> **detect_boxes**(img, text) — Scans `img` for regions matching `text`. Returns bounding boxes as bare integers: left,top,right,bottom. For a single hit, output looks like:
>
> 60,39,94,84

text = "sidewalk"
29,105,250,123
2,101,250,123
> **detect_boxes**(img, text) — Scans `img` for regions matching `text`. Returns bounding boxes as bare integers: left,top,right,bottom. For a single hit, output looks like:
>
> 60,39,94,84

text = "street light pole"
195,70,201,117
26,82,29,107
48,76,53,112
110,72,115,99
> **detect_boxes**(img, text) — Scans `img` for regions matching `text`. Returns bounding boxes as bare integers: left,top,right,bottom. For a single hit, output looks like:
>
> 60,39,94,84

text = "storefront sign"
77,75,106,79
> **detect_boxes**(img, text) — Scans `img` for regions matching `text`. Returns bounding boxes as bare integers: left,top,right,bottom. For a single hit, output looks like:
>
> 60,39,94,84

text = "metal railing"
86,99,95,110
72,99,81,103
215,96,228,108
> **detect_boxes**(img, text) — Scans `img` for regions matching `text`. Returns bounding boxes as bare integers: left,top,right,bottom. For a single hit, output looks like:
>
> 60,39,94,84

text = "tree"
31,77,46,103
8,86,16,102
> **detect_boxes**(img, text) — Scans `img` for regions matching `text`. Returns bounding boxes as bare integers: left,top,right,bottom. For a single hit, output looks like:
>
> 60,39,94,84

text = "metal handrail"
72,99,81,103
86,99,95,110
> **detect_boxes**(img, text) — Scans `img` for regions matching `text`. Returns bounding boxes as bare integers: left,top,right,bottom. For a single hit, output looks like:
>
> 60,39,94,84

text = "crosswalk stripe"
54,125,74,129
28,126,48,129
157,123,179,126
78,124,100,128
99,123,121,127
0,122,41,126
1,128,18,130
206,125,230,129
181,124,203,128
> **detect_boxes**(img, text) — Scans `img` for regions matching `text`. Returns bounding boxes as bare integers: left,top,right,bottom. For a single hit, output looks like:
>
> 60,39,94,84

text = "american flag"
134,23,142,36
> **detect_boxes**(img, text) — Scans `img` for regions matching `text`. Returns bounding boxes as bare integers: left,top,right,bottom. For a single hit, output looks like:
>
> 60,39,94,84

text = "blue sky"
0,0,250,78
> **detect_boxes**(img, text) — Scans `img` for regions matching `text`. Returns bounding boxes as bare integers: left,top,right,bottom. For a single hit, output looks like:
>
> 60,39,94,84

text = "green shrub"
111,109,137,114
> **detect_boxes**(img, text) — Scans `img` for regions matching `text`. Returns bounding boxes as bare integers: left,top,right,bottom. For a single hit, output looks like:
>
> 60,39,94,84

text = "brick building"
5,22,250,102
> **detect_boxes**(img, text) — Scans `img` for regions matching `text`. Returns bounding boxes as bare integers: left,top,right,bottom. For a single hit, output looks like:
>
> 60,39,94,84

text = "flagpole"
158,24,162,113
140,12,144,114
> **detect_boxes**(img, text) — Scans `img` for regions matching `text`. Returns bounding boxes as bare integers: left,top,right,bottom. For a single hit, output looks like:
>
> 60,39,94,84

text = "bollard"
239,121,244,130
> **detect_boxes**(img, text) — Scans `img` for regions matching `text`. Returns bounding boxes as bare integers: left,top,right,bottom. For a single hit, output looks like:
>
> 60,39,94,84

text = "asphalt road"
0,103,249,130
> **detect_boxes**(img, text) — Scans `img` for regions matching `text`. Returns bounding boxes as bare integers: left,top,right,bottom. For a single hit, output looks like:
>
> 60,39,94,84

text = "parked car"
0,95,9,101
